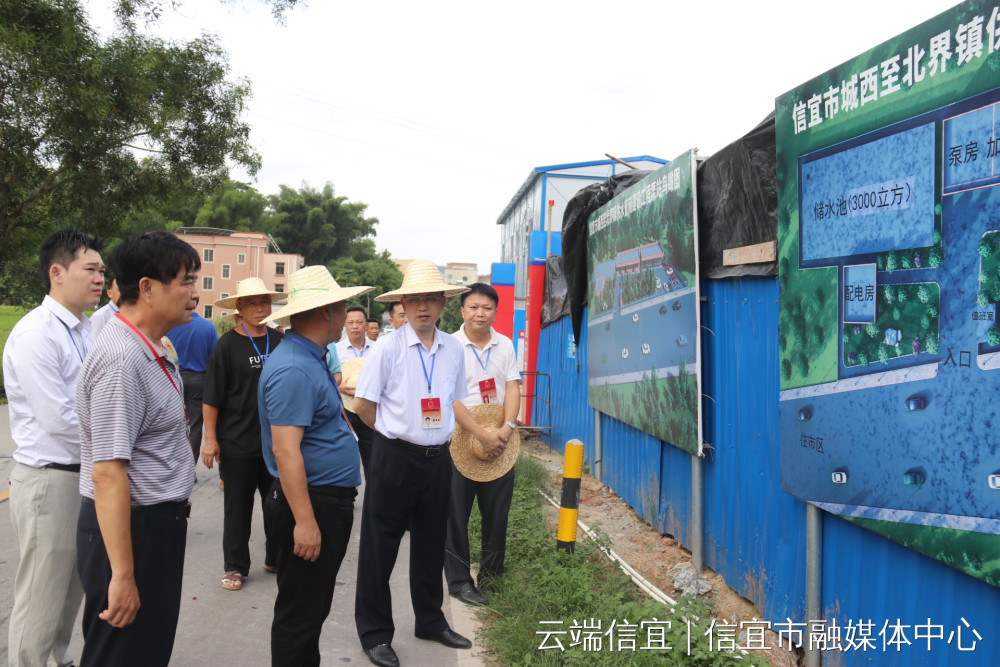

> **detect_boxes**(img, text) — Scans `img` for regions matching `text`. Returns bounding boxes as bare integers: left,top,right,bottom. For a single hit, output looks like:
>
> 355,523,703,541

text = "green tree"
438,294,464,334
327,253,403,319
266,183,378,266
194,181,268,231
1,0,260,304
989,325,1000,347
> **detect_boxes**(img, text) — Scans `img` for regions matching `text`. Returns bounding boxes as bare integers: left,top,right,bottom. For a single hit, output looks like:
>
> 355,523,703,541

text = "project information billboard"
586,151,702,456
777,0,1000,587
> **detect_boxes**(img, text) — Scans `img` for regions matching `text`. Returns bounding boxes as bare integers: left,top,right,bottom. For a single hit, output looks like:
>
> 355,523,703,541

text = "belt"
43,462,81,473
82,497,191,518
385,437,448,458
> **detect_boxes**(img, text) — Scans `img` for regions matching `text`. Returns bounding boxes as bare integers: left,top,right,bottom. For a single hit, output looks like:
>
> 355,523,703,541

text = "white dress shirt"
453,324,520,409
3,295,91,467
89,300,119,341
355,325,467,446
335,336,372,365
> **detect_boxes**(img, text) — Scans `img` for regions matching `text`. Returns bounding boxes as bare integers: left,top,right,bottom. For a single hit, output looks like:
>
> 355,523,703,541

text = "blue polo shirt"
166,313,218,372
258,331,361,488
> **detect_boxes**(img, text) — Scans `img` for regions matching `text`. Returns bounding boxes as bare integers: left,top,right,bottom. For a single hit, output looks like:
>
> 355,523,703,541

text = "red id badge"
421,397,442,429
478,378,498,404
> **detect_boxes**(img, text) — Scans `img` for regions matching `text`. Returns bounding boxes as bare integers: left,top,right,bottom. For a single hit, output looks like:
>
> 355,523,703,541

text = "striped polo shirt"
76,316,195,505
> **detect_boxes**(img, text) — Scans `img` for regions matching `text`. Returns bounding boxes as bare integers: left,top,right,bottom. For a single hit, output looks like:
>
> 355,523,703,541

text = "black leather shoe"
451,582,489,606
416,627,472,649
364,643,399,667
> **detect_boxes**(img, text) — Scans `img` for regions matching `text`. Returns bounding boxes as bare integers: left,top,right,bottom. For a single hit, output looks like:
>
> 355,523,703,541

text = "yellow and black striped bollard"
556,439,585,553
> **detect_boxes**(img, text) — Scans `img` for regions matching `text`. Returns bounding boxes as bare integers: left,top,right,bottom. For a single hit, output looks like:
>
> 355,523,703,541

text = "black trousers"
265,479,355,667
346,411,374,479
77,499,188,667
180,369,206,461
220,455,276,575
444,464,515,593
355,433,452,650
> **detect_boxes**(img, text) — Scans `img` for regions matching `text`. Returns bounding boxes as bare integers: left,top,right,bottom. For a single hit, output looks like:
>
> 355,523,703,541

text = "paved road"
0,405,483,666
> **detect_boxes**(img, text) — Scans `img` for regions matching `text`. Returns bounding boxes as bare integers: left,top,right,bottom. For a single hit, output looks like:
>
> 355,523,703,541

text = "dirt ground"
522,438,800,667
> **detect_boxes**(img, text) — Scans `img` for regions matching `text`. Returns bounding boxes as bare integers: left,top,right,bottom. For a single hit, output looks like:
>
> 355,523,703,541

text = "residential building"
174,228,305,319
444,262,478,286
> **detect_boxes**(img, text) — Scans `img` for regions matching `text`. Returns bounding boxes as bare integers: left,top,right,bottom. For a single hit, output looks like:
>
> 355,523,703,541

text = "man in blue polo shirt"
258,265,373,666
166,310,218,460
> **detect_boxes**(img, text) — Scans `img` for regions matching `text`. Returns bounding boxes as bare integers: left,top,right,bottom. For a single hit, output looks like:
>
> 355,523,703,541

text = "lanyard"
114,313,185,413
286,335,358,439
471,344,491,374
417,343,436,395
58,319,84,364
352,343,366,358
242,325,270,365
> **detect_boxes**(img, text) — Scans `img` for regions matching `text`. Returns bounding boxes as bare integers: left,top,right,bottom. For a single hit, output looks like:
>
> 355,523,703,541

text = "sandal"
221,571,243,591
263,564,278,574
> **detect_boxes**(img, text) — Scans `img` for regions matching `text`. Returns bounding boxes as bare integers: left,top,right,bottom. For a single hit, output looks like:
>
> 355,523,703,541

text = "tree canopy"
266,182,379,266
0,0,260,302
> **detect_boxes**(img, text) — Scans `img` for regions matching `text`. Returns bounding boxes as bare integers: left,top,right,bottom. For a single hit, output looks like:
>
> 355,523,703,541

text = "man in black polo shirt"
202,278,285,591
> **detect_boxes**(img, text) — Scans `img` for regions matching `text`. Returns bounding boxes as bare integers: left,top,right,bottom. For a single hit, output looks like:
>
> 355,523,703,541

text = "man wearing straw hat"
352,260,471,667
257,266,373,666
446,282,522,608
202,278,285,591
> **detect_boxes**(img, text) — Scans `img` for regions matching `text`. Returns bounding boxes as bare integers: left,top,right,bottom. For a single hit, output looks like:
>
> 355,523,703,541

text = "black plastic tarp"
561,170,652,344
696,111,777,279
540,254,569,327
559,113,778,344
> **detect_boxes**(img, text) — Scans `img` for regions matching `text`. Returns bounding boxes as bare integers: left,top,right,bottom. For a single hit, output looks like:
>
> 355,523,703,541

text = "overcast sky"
85,0,956,273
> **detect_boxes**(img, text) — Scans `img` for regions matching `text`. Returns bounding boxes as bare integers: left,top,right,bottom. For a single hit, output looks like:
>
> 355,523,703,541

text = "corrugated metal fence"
535,275,1000,666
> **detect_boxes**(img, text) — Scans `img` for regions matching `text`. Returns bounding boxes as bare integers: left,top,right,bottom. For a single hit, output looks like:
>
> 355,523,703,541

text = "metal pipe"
805,502,823,667
593,410,603,484
691,452,704,573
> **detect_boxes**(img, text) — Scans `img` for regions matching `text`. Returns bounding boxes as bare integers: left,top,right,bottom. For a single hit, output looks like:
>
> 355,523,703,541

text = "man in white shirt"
353,260,471,667
3,229,105,667
386,301,407,330
332,305,375,477
89,277,120,340
446,283,521,607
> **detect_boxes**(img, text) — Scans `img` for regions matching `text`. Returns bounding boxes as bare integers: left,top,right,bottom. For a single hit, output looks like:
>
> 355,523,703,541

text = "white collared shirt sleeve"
3,298,87,466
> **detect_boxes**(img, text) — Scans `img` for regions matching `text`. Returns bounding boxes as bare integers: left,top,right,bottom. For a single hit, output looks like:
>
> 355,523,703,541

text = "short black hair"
346,305,367,318
367,317,380,325
110,232,200,306
460,282,499,307
387,301,403,316
39,229,104,292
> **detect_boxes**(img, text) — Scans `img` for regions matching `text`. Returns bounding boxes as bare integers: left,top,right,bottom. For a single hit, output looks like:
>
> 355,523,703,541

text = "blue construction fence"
534,275,999,667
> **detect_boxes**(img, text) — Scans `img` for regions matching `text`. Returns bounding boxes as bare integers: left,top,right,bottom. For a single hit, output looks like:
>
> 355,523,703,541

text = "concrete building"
444,262,478,286
174,228,305,319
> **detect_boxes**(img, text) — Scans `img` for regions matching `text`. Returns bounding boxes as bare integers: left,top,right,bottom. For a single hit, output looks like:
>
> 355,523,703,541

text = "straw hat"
340,357,365,413
263,266,374,327
450,403,520,482
215,278,285,310
375,259,470,303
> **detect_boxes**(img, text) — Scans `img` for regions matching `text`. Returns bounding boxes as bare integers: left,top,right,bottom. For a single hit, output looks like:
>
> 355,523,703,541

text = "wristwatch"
504,421,517,430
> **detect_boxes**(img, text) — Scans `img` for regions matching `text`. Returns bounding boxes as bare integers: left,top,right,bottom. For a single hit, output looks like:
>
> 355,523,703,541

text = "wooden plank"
723,241,777,266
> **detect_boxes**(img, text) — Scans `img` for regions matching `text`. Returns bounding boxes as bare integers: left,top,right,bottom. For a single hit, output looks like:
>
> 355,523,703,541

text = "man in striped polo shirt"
75,232,201,667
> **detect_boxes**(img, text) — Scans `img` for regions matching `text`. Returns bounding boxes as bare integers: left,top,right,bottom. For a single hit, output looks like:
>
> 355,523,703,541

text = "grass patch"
475,455,768,666
0,305,30,403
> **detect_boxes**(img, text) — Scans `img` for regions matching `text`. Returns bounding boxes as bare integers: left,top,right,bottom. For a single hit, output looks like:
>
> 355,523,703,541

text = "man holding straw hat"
352,260,471,667
257,266,373,665
446,282,521,608
202,278,285,591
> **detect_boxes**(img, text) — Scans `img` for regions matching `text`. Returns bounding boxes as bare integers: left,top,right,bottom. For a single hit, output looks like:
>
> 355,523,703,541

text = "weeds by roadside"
471,455,769,666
